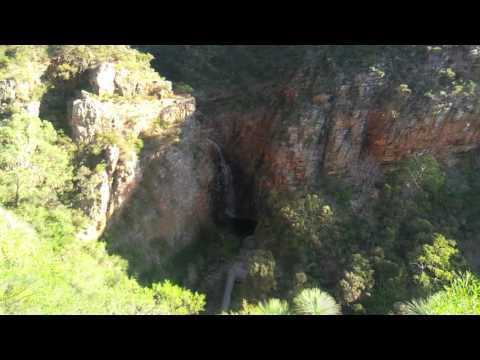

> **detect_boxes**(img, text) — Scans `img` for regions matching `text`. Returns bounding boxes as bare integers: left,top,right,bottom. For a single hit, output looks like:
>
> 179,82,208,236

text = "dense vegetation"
249,153,480,315
0,112,205,314
2,45,480,315
0,46,205,315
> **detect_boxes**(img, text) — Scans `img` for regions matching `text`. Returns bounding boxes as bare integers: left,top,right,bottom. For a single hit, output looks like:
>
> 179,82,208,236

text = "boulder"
89,63,116,96
70,93,104,143
114,68,137,97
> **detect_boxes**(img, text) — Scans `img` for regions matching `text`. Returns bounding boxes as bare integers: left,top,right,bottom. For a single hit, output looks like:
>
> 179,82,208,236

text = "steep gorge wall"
148,45,480,220
0,51,219,264
4,45,480,283
65,64,218,260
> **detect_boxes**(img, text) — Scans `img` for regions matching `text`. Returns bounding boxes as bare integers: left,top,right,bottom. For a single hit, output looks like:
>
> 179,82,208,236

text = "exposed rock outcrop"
78,145,120,241
114,68,174,98
70,85,204,247
0,80,16,103
89,63,116,96
106,125,217,264
70,90,166,143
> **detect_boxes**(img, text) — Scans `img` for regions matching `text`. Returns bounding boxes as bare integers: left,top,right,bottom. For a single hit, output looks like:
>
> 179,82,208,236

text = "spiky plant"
404,272,480,315
293,288,341,315
256,298,291,315
404,298,435,315
223,299,290,315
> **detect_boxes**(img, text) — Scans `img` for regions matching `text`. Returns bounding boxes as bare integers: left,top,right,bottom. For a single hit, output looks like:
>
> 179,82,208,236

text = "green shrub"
94,130,144,160
151,280,205,315
405,272,480,315
409,234,466,293
240,250,277,302
338,253,375,305
0,114,75,208
394,154,445,195
47,45,161,84
173,82,194,95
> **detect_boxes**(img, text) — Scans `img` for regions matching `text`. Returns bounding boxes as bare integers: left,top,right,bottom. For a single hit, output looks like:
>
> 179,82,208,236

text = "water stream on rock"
205,139,261,313
208,139,236,218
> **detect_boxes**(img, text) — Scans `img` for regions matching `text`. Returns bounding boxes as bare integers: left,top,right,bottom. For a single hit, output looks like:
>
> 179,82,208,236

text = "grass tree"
227,288,341,315
293,288,342,315
256,299,291,315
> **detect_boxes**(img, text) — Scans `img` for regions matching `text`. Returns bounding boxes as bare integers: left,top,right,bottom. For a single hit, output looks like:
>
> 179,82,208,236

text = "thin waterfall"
208,139,236,217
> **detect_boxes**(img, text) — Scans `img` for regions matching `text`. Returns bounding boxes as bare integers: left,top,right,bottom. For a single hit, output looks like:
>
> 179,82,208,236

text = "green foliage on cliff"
0,111,205,315
0,113,75,208
1,45,169,134
92,130,144,161
173,82,194,95
47,45,161,82
0,46,49,80
0,46,50,100
136,45,307,93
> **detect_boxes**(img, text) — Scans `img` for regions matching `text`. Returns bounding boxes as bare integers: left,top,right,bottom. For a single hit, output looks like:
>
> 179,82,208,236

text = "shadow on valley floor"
102,214,258,293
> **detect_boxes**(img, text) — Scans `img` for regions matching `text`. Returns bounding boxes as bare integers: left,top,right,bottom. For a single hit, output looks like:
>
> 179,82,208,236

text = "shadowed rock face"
222,217,258,238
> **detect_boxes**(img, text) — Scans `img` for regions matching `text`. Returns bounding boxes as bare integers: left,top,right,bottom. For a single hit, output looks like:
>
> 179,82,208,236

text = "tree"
235,250,277,304
338,253,375,305
390,154,445,197
279,193,337,249
409,234,466,293
0,114,74,208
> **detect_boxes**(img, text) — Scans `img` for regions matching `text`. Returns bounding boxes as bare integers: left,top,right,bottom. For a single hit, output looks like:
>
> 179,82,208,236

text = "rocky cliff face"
0,52,218,262
104,120,217,269
145,45,480,220
67,63,212,251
